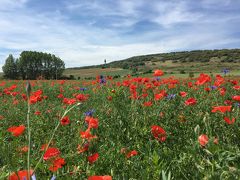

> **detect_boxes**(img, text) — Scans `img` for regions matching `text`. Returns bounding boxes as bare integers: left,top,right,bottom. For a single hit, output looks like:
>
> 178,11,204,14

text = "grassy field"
64,68,131,78
1,73,240,179
64,60,240,79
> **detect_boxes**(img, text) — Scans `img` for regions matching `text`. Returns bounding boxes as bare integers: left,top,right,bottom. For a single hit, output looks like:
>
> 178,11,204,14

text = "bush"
189,72,194,78
69,75,75,80
179,70,186,74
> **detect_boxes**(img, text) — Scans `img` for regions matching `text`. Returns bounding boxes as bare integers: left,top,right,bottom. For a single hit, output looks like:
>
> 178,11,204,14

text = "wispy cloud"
0,0,240,72
0,0,28,10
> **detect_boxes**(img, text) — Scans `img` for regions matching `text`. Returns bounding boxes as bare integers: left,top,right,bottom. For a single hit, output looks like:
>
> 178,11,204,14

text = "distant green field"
64,68,131,78
64,60,240,79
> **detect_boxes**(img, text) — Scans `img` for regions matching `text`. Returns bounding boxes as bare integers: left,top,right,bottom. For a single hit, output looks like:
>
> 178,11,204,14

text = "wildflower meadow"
0,70,240,179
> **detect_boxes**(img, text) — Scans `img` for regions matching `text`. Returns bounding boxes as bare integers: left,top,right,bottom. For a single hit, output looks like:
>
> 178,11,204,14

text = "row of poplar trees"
2,51,65,79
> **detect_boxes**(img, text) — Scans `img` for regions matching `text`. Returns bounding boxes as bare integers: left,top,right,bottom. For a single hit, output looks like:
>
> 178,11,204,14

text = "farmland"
64,60,240,79
1,71,240,179
63,49,240,79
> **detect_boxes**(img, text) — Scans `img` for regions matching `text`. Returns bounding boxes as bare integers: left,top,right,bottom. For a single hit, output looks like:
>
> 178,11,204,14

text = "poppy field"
1,70,240,179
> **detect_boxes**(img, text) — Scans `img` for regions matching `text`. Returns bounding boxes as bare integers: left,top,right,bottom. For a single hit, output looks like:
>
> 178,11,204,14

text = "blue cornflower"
234,103,240,107
51,175,56,180
31,174,37,180
99,75,106,84
100,78,106,84
85,109,95,116
155,77,161,81
166,94,176,100
222,69,230,75
210,85,217,90
80,87,87,91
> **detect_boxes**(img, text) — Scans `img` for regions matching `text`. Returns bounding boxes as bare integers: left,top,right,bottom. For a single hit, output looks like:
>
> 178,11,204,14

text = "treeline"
2,51,65,79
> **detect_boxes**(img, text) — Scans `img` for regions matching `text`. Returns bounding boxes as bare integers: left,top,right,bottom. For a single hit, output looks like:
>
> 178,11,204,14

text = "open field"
64,60,240,79
1,72,240,179
64,68,131,78
145,60,239,73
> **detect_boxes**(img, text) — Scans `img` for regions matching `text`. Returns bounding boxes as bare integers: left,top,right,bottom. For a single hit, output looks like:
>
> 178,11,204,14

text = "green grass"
64,61,240,79
1,74,240,179
64,68,131,78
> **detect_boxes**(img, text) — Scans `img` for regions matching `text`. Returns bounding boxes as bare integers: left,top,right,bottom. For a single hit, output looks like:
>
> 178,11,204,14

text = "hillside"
64,49,240,79
69,49,240,70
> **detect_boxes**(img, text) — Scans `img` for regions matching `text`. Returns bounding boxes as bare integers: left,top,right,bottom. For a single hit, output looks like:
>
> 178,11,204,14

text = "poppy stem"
26,81,31,179
27,97,31,178
33,102,81,174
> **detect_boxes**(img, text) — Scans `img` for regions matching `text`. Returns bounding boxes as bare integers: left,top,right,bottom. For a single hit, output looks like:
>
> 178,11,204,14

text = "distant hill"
63,48,240,79
68,49,240,70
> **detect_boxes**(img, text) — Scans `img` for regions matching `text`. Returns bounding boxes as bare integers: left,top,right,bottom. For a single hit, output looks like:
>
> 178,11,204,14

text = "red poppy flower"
9,170,33,180
198,134,209,147
179,91,187,97
57,94,64,98
219,87,226,96
7,125,25,137
233,85,240,90
29,95,37,104
63,98,76,105
153,69,164,76
86,117,99,129
40,144,48,151
214,75,224,87
185,98,197,106
43,147,60,161
154,93,164,100
205,87,211,92
154,90,167,100
11,92,19,96
80,128,97,140
61,116,70,125
232,95,240,101
151,125,166,142
195,73,211,86
76,94,88,101
49,157,65,172
107,96,113,101
224,100,232,105
211,106,231,113
19,146,29,153
224,117,235,124
230,80,238,85
88,153,99,164
28,90,43,104
143,101,152,107
126,150,138,158
88,175,112,180
77,143,89,154
34,111,41,115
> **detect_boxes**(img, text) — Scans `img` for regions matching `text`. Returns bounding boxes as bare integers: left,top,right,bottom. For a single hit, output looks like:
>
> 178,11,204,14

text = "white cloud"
200,0,232,7
0,0,28,10
152,1,202,27
0,0,239,72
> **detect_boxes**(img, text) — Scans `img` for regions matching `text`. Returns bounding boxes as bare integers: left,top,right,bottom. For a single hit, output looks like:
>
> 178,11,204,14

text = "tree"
2,54,18,79
17,51,65,79
2,51,65,80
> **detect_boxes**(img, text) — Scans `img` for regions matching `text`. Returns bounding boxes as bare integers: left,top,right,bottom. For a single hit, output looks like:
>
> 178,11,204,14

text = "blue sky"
0,0,240,71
